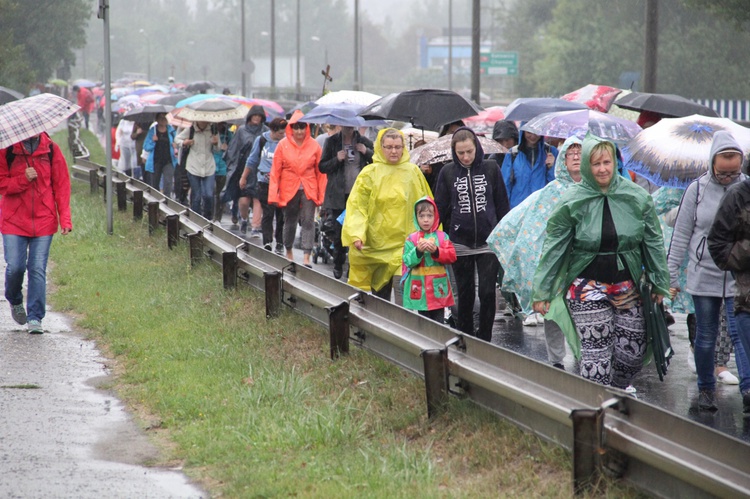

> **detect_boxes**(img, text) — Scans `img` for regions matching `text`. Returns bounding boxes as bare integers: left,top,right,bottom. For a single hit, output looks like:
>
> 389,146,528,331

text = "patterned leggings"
568,299,647,388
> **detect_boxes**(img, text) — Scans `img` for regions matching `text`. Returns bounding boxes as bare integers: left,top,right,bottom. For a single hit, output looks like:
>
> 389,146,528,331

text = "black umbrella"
614,92,719,118
0,86,24,105
156,92,191,106
358,89,482,132
185,80,217,92
122,104,174,122
503,97,588,122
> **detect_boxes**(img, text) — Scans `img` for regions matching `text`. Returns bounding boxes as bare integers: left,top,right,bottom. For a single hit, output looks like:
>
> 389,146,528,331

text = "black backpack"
6,146,54,170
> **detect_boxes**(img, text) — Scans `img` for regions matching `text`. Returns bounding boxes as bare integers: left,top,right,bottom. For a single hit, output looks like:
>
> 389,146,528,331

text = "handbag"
640,280,674,381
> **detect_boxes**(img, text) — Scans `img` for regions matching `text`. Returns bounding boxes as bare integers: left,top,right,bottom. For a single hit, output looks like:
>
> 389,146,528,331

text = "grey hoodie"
667,131,746,296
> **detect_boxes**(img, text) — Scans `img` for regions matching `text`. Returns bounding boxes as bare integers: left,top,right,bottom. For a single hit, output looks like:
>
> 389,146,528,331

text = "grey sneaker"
250,229,262,238
27,319,43,334
10,304,26,325
698,389,717,411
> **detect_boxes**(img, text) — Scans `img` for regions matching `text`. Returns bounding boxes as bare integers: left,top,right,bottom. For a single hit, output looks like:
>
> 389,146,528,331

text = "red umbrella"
464,105,505,133
560,84,623,113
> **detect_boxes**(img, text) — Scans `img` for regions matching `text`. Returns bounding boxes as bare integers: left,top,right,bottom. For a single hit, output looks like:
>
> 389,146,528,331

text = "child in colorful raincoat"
402,196,457,323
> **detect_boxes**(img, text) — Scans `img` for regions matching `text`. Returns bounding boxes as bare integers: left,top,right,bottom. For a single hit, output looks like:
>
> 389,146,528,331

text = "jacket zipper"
467,169,478,246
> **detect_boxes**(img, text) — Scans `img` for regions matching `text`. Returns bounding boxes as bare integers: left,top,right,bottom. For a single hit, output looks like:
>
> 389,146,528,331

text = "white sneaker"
625,385,637,394
523,314,538,326
717,369,739,385
534,312,544,324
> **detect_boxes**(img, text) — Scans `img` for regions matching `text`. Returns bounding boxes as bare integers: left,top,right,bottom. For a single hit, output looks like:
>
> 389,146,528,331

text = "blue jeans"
187,172,215,220
692,295,750,393
3,234,53,322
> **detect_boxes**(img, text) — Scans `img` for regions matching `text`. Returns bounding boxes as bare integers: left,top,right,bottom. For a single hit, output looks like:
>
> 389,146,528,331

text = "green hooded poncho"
531,133,670,358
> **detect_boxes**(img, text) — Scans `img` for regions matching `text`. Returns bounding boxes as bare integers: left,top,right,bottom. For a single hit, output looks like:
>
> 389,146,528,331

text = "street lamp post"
139,28,151,81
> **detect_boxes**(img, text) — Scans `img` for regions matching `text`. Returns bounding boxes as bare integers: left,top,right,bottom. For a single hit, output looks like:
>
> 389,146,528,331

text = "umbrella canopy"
520,109,641,145
289,101,318,115
0,86,24,105
316,90,381,106
622,114,750,188
131,80,152,87
122,104,174,123
299,102,386,128
614,92,719,118
464,106,505,128
175,93,282,120
401,127,440,150
359,89,482,131
155,92,191,106
47,78,68,87
560,84,622,113
0,93,80,149
176,98,247,123
503,97,588,122
73,78,97,88
185,80,216,92
167,112,192,129
410,133,507,166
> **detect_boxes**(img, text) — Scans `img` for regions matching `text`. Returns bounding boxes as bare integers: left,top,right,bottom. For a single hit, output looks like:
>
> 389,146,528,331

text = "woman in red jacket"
0,132,72,334
268,110,325,267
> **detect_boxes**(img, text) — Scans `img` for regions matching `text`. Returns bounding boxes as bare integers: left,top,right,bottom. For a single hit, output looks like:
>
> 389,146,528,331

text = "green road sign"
480,51,519,76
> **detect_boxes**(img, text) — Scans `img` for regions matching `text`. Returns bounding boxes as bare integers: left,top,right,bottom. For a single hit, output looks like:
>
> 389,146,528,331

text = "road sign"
480,51,519,76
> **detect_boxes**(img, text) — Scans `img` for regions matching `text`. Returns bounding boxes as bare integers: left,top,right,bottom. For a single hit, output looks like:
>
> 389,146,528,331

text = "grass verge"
48,129,643,498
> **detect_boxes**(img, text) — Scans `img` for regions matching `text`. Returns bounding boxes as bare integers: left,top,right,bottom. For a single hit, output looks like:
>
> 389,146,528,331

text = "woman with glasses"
532,133,669,391
268,110,325,267
669,130,750,411
342,128,432,300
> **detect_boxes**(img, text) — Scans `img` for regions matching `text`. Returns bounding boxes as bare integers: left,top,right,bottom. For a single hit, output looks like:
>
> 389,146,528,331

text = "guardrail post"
167,214,180,249
570,408,603,495
148,201,159,234
327,301,350,359
89,169,98,194
222,252,237,289
422,348,449,419
188,232,203,266
116,181,127,211
133,190,143,220
264,271,281,318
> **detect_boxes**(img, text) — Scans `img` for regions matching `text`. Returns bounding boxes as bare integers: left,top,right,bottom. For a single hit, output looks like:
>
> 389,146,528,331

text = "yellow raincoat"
342,128,433,292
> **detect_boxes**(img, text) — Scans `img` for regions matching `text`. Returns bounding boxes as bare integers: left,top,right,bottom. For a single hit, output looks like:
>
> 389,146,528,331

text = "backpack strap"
6,145,54,170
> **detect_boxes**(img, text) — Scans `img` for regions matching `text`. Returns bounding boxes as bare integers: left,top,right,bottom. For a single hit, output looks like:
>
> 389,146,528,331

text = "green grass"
47,129,644,498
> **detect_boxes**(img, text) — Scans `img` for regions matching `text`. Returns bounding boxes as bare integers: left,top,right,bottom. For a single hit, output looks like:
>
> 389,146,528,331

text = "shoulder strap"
6,146,54,170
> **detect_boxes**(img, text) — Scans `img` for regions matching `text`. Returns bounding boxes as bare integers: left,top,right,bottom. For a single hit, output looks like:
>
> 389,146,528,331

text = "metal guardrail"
72,160,750,498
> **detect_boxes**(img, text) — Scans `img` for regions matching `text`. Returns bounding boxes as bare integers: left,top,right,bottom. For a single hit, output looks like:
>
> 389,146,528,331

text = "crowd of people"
61,83,750,417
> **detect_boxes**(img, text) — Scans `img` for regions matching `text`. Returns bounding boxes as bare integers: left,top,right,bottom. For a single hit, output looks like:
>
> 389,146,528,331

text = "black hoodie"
434,127,510,248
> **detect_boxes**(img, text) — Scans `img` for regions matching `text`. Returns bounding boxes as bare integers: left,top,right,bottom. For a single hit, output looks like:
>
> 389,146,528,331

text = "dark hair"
451,129,475,147
269,117,287,131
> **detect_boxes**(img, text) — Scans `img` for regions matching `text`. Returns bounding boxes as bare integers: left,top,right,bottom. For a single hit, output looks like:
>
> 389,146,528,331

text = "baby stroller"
312,209,335,264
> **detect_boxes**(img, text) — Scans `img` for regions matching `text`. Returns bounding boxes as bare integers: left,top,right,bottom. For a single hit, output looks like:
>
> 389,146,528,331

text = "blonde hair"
380,129,404,147
589,141,616,164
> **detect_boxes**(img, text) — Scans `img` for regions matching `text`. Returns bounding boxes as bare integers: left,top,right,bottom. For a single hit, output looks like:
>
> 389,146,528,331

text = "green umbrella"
48,78,68,87
640,280,674,381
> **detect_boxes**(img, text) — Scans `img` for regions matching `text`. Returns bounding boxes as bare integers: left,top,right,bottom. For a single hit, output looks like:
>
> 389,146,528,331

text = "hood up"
284,109,312,144
449,126,485,168
553,136,582,187
709,130,744,181
579,133,621,195
412,196,440,233
372,128,411,165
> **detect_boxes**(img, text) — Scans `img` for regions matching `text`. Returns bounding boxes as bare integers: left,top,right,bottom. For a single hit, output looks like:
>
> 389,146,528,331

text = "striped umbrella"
0,93,80,149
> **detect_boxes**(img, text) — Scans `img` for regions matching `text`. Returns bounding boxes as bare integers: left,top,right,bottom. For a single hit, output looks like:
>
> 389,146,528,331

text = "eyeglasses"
382,145,403,151
566,150,582,158
291,123,307,130
715,171,742,180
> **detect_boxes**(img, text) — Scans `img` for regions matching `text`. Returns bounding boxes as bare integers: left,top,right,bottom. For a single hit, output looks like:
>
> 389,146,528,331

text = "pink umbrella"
560,84,623,113
226,95,284,115
464,106,506,134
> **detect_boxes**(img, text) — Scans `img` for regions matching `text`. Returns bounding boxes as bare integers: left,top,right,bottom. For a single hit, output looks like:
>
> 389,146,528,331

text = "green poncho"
531,133,670,358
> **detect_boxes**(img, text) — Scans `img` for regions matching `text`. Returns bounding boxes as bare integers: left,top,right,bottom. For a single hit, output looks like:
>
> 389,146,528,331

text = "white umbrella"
0,93,80,149
315,90,381,107
175,98,247,123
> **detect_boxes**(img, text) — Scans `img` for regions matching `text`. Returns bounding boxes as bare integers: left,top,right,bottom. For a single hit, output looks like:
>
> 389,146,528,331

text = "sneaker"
523,313,538,327
698,389,718,411
274,243,284,255
27,319,43,334
10,304,27,325
240,219,248,234
333,265,343,279
552,362,565,371
717,369,739,385
264,243,272,251
743,390,750,414
250,229,262,238
625,385,637,394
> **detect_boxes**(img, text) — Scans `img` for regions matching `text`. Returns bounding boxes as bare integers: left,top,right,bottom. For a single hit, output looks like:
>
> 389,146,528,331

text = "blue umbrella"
73,78,98,89
503,97,588,122
299,102,386,127
174,93,225,109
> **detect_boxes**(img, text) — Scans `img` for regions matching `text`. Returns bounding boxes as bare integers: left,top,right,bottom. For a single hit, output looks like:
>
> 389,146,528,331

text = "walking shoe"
743,390,750,414
552,362,565,371
698,389,718,411
240,219,248,234
274,243,284,255
10,304,27,325
264,243,272,251
27,319,43,334
716,368,739,385
250,229,262,238
333,265,343,279
624,385,637,394
523,313,541,327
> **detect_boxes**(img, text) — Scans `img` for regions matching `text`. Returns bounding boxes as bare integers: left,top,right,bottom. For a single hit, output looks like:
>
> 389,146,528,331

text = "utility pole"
98,0,113,235
644,0,659,92
296,0,301,98
270,0,276,96
448,0,453,90
353,0,360,90
241,0,246,96
470,0,480,105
